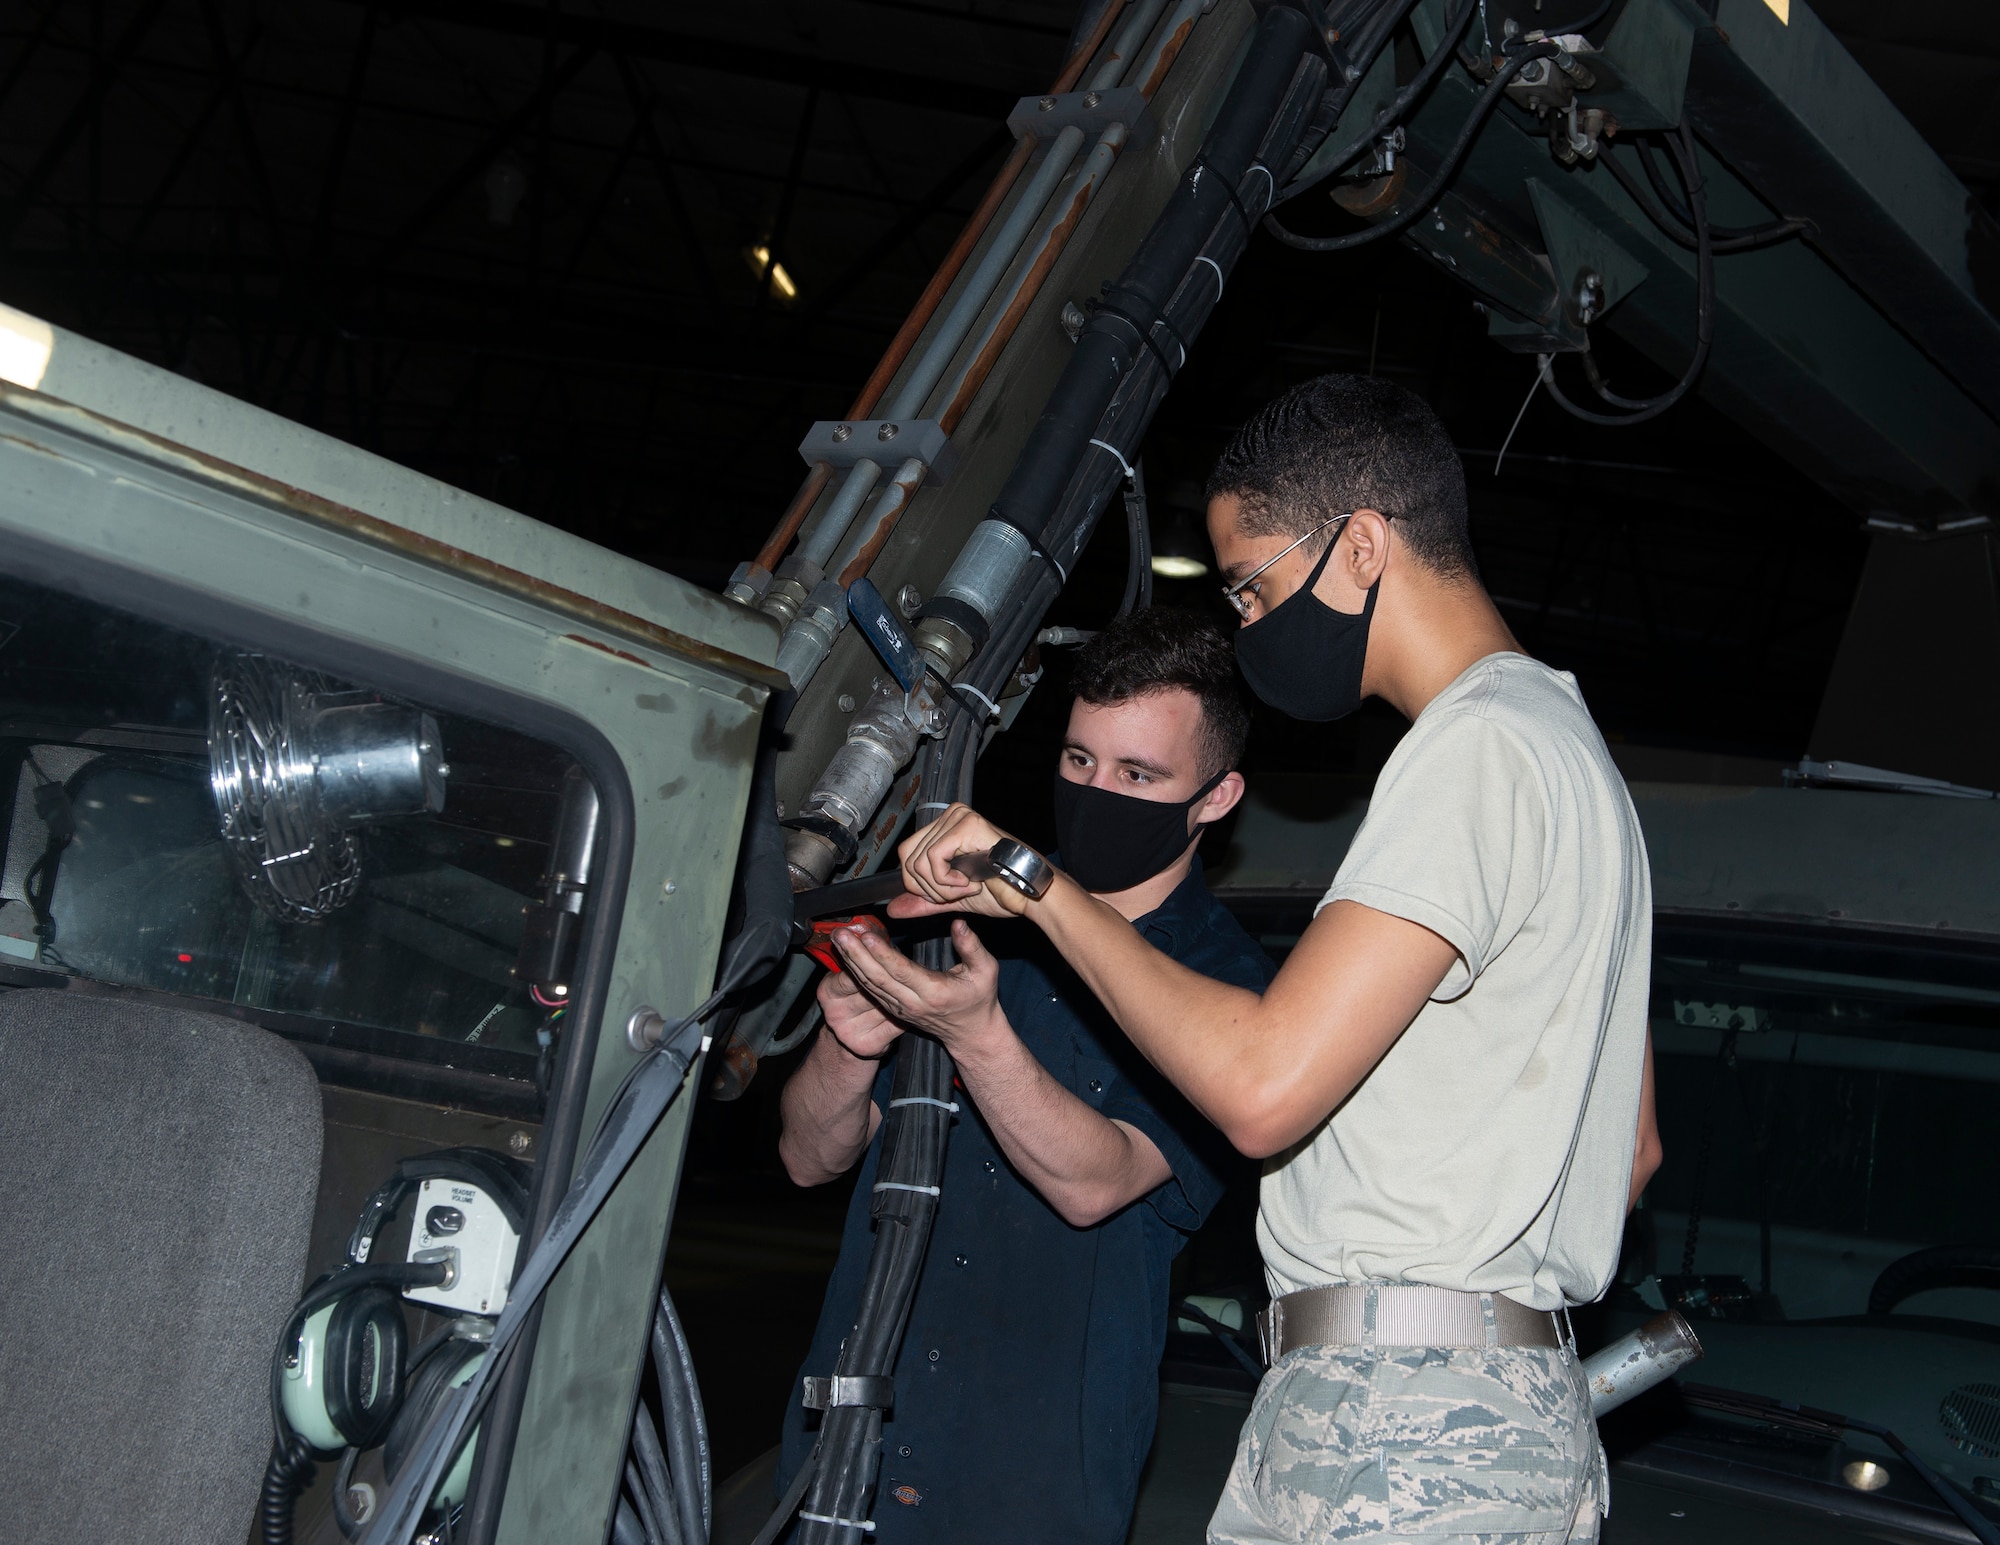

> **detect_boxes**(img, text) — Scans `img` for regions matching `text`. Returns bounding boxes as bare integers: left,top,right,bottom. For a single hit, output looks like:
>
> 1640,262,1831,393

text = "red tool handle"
805,914,890,972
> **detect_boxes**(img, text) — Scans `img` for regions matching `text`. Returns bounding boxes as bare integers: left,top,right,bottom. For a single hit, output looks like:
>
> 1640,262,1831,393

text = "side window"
0,574,596,1081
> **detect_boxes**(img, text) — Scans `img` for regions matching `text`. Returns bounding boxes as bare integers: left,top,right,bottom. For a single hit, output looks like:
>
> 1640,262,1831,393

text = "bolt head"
831,423,852,442
508,1130,533,1156
662,878,677,896
837,693,857,713
1083,91,1100,109
896,583,922,616
877,421,898,441
1038,95,1056,111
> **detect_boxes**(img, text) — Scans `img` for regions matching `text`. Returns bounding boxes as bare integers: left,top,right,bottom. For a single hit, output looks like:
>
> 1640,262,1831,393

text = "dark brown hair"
1070,607,1250,776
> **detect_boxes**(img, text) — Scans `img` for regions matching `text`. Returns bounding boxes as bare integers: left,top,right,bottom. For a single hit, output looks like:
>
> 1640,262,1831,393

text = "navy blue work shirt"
779,859,1272,1544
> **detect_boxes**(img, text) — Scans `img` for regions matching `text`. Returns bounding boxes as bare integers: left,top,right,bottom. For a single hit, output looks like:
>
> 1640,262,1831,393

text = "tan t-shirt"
1257,652,1651,1312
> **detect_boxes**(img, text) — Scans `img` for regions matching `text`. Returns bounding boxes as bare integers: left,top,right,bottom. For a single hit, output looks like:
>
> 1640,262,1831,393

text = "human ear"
1193,770,1246,827
1344,509,1393,587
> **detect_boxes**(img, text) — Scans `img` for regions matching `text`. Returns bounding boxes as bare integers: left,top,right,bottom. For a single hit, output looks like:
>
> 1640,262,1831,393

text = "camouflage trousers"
1207,1343,1605,1544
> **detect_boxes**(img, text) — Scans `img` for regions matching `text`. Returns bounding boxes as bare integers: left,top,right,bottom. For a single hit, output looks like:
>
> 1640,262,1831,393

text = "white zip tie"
1088,437,1135,480
873,1181,942,1196
799,1512,876,1533
1244,162,1275,213
889,1096,960,1113
953,681,1000,720
1193,255,1225,298
916,801,952,813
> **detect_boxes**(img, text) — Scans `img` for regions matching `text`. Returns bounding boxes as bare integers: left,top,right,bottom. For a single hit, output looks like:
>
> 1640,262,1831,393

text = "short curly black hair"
1070,607,1249,776
1206,373,1476,579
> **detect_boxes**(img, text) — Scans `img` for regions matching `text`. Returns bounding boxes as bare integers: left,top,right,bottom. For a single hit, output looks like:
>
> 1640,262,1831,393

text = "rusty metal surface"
835,456,934,587
769,0,1257,837
754,461,836,576
0,380,787,692
0,382,768,1545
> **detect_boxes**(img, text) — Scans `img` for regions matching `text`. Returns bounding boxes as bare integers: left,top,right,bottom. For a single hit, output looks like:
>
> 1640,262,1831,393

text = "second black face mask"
1050,766,1227,894
1233,534,1376,722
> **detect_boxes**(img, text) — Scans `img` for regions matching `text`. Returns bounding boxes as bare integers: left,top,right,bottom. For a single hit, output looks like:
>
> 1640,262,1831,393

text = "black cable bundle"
1538,121,1714,426
987,3,1325,551
616,1288,713,1545
764,14,1336,1541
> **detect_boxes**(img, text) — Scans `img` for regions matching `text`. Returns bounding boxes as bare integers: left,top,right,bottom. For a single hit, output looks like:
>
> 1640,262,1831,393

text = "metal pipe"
935,123,1130,435
743,462,833,592
1582,1311,1703,1417
929,0,1207,441
734,0,1135,599
786,0,1172,575
831,455,928,588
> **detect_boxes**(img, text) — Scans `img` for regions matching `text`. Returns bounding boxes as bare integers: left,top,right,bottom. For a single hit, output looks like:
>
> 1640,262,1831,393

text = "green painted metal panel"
0,348,772,1543
1394,0,2000,524
9,314,781,678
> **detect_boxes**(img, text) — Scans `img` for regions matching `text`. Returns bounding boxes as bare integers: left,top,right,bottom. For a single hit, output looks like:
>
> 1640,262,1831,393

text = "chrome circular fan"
209,653,446,922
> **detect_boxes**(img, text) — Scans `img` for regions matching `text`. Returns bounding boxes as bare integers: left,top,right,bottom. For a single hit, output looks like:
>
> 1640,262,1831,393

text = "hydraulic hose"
1263,40,1558,252
1116,456,1154,617
1277,0,1475,205
767,16,1334,1537
1538,122,1713,426
988,3,1325,549
793,744,968,1545
1596,136,1809,253
651,1287,711,1543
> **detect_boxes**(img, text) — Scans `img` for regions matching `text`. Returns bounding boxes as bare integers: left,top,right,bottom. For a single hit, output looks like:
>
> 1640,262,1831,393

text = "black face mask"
1050,766,1228,894
1233,535,1377,722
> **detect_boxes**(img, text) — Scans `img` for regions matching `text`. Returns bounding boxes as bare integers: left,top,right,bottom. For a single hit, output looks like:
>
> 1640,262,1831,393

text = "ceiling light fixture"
746,245,798,302
1148,501,1212,580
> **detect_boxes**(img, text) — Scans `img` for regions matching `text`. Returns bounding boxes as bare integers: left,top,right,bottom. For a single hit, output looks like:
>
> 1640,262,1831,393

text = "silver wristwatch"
986,837,1056,901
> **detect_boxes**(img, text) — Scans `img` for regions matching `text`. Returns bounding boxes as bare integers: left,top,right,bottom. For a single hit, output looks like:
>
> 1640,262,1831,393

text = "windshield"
0,573,591,1084
1641,913,2000,1327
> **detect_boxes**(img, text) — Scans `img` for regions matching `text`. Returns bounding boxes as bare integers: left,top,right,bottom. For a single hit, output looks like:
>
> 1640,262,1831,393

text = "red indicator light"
176,953,193,963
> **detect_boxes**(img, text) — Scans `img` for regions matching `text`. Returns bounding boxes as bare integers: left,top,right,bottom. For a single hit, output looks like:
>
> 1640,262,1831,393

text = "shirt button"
1048,992,1059,1001
983,1160,996,1173
1088,1080,1102,1093
928,1348,941,1363
954,1254,968,1267
899,1445,912,1457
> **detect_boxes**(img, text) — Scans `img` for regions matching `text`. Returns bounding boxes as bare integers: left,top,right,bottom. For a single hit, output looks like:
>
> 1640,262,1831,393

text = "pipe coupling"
775,579,848,687
936,519,1036,623
760,554,825,630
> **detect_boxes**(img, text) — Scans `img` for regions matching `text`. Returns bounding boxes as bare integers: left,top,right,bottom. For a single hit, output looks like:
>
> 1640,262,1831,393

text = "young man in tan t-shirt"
833,374,1661,1544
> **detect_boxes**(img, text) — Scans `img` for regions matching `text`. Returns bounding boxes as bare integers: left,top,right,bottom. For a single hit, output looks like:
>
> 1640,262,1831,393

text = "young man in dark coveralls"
776,609,1274,1544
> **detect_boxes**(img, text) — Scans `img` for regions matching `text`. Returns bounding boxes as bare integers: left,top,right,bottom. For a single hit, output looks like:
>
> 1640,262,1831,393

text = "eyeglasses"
1219,513,1352,622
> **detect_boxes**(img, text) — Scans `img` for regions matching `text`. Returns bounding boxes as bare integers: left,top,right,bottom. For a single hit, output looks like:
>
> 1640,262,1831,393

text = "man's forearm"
1030,875,1271,1130
1027,877,1453,1158
949,1004,1169,1229
778,1028,885,1186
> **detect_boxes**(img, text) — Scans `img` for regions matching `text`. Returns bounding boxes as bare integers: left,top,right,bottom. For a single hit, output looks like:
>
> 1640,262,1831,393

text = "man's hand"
889,803,1033,920
832,918,1007,1053
816,949,906,1060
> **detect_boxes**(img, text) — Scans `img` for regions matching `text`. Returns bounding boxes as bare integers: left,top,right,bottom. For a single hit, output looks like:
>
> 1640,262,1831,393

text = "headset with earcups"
284,1285,408,1451
383,1334,490,1508
263,1147,531,1545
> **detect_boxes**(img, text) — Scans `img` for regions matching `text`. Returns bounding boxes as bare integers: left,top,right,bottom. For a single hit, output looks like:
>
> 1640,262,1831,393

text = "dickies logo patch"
890,1484,924,1507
